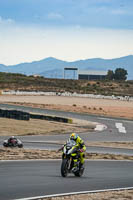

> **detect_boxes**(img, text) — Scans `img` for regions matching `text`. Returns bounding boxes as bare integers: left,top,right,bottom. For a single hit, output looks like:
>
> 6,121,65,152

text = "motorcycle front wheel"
61,159,69,177
18,144,23,148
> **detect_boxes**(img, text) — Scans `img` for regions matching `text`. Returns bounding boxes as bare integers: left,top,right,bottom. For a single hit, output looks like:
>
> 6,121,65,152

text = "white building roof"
78,70,107,76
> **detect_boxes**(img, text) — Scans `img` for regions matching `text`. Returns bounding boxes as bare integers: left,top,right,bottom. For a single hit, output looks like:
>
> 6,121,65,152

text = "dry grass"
86,142,133,149
0,148,60,160
0,118,95,136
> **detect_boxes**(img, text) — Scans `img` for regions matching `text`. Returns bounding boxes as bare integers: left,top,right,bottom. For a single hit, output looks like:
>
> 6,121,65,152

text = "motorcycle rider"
8,136,17,145
59,133,86,171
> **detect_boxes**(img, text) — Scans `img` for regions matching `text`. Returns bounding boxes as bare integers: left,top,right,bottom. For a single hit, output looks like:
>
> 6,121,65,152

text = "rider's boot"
72,161,79,172
79,162,84,171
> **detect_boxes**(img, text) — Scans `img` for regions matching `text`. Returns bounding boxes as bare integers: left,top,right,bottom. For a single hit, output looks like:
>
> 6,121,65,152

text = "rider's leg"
73,158,78,167
80,152,85,166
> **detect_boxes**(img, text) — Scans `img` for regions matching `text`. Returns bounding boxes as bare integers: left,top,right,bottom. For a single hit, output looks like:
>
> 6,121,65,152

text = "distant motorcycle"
3,138,23,148
61,139,85,177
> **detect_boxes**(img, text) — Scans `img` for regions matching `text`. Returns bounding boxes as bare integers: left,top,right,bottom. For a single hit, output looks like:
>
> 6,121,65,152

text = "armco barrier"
0,109,72,123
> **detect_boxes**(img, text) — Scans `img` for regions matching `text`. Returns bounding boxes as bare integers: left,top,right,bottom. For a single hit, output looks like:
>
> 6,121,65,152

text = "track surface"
0,104,133,200
0,160,133,200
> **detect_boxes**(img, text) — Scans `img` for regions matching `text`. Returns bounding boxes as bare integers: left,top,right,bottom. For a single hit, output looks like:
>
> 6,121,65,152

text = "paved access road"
0,160,133,200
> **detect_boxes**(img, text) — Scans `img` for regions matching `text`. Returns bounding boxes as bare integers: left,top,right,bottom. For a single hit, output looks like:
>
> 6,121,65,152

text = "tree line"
106,68,128,80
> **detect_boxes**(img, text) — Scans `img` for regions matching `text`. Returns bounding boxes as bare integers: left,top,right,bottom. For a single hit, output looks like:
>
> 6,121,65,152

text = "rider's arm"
82,145,86,152
57,144,65,152
79,138,86,151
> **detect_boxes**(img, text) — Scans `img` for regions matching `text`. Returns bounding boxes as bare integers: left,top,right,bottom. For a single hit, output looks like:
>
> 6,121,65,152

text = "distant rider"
8,136,17,144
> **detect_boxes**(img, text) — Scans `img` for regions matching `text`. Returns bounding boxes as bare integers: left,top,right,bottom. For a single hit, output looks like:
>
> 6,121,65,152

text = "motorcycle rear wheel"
74,165,85,177
3,143,8,147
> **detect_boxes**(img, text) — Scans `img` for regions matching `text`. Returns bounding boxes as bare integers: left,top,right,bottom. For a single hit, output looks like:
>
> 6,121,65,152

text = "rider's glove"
57,145,64,152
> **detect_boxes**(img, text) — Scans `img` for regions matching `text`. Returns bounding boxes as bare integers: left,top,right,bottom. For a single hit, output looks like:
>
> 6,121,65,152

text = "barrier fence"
0,109,72,123
0,109,30,120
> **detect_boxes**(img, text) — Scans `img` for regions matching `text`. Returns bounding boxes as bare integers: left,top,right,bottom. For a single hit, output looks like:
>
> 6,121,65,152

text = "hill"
0,55,133,79
0,72,133,97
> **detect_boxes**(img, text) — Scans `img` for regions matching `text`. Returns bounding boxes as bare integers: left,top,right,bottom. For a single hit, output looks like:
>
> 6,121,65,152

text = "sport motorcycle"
61,139,85,177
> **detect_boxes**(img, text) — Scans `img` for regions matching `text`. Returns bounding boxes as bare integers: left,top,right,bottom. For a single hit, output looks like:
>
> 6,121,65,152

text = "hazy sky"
0,0,133,65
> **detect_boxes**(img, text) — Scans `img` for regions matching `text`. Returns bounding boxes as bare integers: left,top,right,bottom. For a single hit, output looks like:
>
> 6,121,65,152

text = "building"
64,67,78,79
78,70,107,80
32,74,41,78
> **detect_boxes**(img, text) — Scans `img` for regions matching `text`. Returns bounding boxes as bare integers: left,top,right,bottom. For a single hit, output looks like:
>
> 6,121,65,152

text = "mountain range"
0,55,133,80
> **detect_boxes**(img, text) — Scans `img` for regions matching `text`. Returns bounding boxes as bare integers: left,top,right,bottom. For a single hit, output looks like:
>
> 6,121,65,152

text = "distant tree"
114,68,128,80
106,70,114,80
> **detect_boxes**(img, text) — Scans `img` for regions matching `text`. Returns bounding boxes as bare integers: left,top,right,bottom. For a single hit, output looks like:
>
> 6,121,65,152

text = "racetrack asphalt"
0,160,133,200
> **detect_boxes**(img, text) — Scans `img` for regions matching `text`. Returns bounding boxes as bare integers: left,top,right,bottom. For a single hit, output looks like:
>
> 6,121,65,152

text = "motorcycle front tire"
61,158,69,177
18,144,23,148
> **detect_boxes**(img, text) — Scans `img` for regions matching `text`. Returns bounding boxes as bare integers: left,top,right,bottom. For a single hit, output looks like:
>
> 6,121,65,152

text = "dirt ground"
0,117,95,136
1,148,133,160
44,189,133,200
0,95,133,119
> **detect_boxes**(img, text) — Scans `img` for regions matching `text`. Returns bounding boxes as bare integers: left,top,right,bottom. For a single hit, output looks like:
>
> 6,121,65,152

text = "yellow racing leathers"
72,135,86,167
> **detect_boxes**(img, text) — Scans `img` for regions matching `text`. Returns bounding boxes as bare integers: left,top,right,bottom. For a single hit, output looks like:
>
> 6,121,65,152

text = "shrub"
99,107,103,110
73,104,77,107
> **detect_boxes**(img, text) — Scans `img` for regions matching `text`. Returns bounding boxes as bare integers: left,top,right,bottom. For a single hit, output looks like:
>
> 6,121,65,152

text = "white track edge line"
15,187,133,200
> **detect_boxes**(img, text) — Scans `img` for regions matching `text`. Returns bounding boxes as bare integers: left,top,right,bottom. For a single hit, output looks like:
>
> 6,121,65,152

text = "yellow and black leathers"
70,135,86,166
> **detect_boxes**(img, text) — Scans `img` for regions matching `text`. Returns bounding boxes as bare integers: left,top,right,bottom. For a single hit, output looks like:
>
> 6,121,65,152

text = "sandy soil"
0,95,133,119
0,148,60,160
85,141,133,149
44,190,133,200
1,148,133,161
